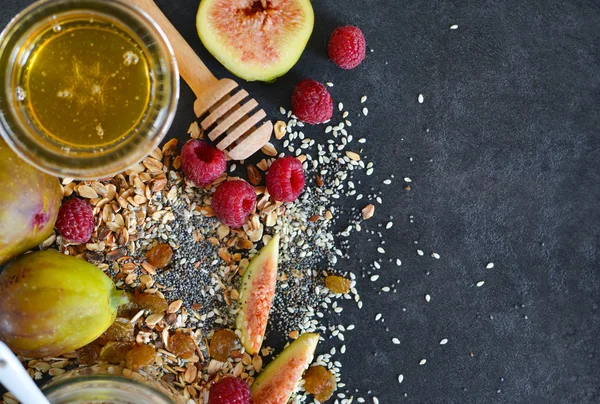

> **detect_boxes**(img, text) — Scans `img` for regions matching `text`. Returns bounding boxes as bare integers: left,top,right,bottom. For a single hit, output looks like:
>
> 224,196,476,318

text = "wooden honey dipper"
129,0,273,161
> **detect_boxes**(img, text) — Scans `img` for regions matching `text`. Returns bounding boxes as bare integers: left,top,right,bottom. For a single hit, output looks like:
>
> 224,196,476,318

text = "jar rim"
0,0,179,180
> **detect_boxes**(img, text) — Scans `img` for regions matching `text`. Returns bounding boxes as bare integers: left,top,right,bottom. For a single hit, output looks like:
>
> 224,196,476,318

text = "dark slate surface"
2,0,600,403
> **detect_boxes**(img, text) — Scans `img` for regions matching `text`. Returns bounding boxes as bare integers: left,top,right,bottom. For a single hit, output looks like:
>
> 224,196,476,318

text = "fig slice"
251,332,320,404
236,233,279,355
197,0,314,82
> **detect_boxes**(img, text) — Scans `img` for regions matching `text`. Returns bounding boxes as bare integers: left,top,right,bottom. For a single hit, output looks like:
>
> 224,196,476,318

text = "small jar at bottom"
42,364,186,404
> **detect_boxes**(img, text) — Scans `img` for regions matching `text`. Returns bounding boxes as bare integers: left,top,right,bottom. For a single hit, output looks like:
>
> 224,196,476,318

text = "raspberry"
291,79,333,125
266,156,305,203
328,25,366,70
211,180,256,228
55,198,94,244
181,140,227,187
208,376,252,404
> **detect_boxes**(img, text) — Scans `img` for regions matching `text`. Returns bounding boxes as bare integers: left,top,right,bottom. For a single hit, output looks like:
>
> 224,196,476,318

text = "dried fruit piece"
133,290,168,314
125,344,156,370
236,234,279,355
169,332,196,360
325,275,351,294
210,329,238,362
196,0,314,82
251,333,319,403
146,243,173,269
303,365,337,402
0,250,128,358
76,342,101,365
103,317,134,341
100,341,136,364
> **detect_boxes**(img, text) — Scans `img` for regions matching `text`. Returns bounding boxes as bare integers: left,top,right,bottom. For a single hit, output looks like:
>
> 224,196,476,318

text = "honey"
17,19,151,148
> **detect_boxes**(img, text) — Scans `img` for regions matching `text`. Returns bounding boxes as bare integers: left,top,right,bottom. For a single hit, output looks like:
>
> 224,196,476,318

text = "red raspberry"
55,198,94,244
266,156,305,203
208,376,252,404
211,180,256,228
328,25,366,69
291,79,333,125
181,140,227,187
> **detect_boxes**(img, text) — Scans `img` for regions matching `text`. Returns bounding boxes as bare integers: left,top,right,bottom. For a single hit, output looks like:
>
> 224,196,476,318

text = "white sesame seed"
338,102,344,111
341,345,346,354
347,324,355,330
326,82,334,87
361,96,367,103
418,94,424,103
392,338,400,345
396,259,402,266
419,359,427,365
362,107,369,116
398,374,404,384
377,247,385,254
450,24,458,29
279,106,286,115
370,275,380,282
404,177,412,182
425,294,431,302
486,262,495,269
431,252,440,259
440,338,448,345
476,281,485,287
342,111,349,118
373,261,381,269
386,222,393,229
382,286,390,292
383,179,391,185
358,138,367,143
366,168,374,176
373,397,379,404
417,249,424,256
375,313,382,321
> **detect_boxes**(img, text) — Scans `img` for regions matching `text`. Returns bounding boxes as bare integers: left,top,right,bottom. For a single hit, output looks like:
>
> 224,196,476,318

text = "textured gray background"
2,0,600,403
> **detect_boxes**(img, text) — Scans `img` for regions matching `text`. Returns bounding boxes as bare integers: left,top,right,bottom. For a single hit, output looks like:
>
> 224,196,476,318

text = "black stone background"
2,0,600,403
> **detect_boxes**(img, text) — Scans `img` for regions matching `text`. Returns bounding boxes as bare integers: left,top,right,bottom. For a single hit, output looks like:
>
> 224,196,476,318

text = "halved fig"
236,233,279,355
251,332,320,403
196,0,314,82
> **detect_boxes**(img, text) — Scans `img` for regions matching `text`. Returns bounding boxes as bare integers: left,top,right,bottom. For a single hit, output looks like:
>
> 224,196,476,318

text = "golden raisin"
303,365,337,402
99,341,136,364
133,290,168,313
146,243,173,269
125,344,156,370
209,329,238,362
76,342,100,365
169,332,196,360
117,292,141,317
103,317,134,341
325,275,351,294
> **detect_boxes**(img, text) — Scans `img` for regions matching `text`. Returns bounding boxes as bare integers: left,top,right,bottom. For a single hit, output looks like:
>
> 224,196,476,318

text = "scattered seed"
398,374,404,384
425,294,431,302
392,338,400,345
375,313,382,321
370,275,380,282
476,281,485,287
450,24,459,29
440,338,448,345
338,102,344,111
486,262,495,269
377,247,385,254
404,177,412,182
431,252,440,259
361,96,367,103
362,107,369,116
417,249,424,256
419,359,427,365
418,94,424,103
326,82,334,87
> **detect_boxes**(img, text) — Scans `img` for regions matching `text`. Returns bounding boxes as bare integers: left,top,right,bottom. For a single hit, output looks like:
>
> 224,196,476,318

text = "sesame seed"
431,252,440,259
362,107,369,116
392,338,400,345
386,222,393,229
358,138,367,143
279,106,286,115
486,262,495,269
366,168,374,176
396,259,402,266
326,82,334,87
418,94,424,103
419,359,427,365
425,294,431,302
370,275,380,282
338,102,344,111
440,338,448,345
377,247,386,254
383,179,391,185
373,397,379,404
375,313,382,321
398,374,404,384
404,177,412,182
417,249,424,256
476,281,485,287
450,24,458,29
361,96,367,103
382,286,390,292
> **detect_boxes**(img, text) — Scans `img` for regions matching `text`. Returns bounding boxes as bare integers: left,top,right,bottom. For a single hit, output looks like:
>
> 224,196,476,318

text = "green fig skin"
0,250,128,358
0,140,62,265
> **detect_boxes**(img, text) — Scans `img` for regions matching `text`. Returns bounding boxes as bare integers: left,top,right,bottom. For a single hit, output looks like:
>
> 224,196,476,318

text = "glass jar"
0,0,179,179
42,364,186,404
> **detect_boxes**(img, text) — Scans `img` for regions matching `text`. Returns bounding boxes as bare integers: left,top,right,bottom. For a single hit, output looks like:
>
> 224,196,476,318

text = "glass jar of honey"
0,0,179,179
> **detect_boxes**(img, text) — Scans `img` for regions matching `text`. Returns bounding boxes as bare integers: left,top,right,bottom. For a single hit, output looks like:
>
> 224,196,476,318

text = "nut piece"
261,142,278,157
362,204,375,220
345,151,361,161
274,121,287,140
247,165,262,186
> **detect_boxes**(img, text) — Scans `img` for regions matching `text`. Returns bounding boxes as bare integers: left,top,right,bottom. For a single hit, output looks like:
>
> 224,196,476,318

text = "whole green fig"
0,250,128,358
0,139,62,265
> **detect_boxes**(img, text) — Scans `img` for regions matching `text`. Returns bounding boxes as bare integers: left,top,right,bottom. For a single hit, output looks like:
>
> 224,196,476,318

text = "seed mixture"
1,89,389,404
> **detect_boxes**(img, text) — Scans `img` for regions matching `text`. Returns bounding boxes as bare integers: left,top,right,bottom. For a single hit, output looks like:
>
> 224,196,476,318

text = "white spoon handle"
0,341,50,404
